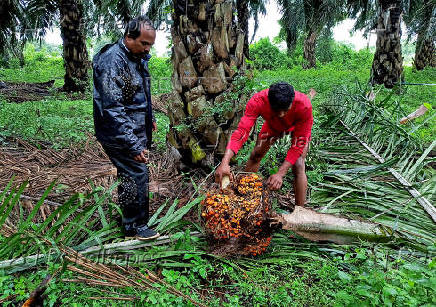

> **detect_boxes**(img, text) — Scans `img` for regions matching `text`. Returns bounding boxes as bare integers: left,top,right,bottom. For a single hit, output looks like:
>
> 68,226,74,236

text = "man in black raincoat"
93,16,158,240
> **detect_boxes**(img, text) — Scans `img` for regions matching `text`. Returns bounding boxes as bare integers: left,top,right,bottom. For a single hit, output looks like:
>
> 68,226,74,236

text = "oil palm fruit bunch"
201,173,273,256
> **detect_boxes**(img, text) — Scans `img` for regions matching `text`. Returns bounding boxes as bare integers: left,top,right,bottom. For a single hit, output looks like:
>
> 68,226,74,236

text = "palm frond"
309,82,436,249
146,0,172,28
0,173,206,273
347,0,377,35
403,0,435,40
155,196,204,233
0,0,25,57
25,0,58,41
249,0,268,43
0,178,122,263
59,241,208,307
115,0,133,25
91,0,146,39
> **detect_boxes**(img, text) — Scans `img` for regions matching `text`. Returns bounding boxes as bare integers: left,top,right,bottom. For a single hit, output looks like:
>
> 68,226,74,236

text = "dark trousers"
104,147,149,226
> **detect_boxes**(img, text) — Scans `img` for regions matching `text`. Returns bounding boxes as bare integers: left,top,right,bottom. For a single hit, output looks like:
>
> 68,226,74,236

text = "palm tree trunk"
303,31,317,68
281,4,297,55
301,0,323,68
414,35,436,70
411,1,435,70
370,0,403,88
285,27,297,56
237,0,250,59
168,0,249,166
17,25,27,67
59,0,89,93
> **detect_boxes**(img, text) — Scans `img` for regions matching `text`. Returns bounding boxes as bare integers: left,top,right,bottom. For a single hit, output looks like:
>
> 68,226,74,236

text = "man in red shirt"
215,82,314,206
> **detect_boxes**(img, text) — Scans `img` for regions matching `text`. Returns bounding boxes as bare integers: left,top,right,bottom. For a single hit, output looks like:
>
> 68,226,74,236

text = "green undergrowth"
1,43,434,149
0,43,172,150
397,67,436,142
0,98,93,148
0,44,65,87
0,97,169,150
1,232,434,306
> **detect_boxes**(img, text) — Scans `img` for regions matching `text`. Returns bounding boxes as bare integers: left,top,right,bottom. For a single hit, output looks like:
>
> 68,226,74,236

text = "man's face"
124,25,156,59
271,105,291,118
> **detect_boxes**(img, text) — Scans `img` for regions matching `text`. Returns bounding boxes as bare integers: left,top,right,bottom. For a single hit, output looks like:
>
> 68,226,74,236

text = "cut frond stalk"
340,120,436,222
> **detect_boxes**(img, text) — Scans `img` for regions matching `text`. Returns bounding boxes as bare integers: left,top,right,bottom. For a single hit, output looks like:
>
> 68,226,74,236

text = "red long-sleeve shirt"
227,89,313,165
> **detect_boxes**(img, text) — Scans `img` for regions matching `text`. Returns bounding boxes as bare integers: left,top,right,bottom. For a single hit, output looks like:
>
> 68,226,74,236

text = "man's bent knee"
292,156,306,176
249,137,275,163
249,149,265,163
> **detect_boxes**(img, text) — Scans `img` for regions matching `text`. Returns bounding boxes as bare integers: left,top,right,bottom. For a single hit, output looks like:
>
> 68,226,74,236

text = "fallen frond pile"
0,136,187,230
312,82,436,247
60,242,207,307
0,80,55,102
0,137,116,201
0,136,182,201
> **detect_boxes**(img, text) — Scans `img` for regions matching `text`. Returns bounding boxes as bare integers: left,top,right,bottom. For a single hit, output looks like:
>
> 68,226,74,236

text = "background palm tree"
348,0,404,88
0,0,26,65
58,0,89,92
246,0,268,50
20,0,89,92
370,0,403,88
404,0,436,70
277,0,301,54
278,0,347,68
1,0,148,92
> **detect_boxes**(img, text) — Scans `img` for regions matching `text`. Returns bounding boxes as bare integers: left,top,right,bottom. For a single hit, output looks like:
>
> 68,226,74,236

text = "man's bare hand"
215,163,232,188
134,149,149,163
267,173,284,190
152,122,157,132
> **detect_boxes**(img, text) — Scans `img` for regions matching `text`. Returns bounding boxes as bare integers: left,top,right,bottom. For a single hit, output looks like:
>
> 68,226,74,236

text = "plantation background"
0,35,435,306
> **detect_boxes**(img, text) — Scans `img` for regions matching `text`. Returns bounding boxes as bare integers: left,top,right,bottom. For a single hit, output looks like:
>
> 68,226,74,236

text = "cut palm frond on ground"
0,231,202,274
0,178,208,304
56,241,207,307
0,136,182,205
310,83,435,250
0,178,203,271
4,233,208,306
341,121,436,222
0,179,122,263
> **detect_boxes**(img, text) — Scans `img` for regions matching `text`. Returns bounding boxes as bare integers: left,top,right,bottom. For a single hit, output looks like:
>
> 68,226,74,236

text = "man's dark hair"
268,82,295,111
124,15,155,39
